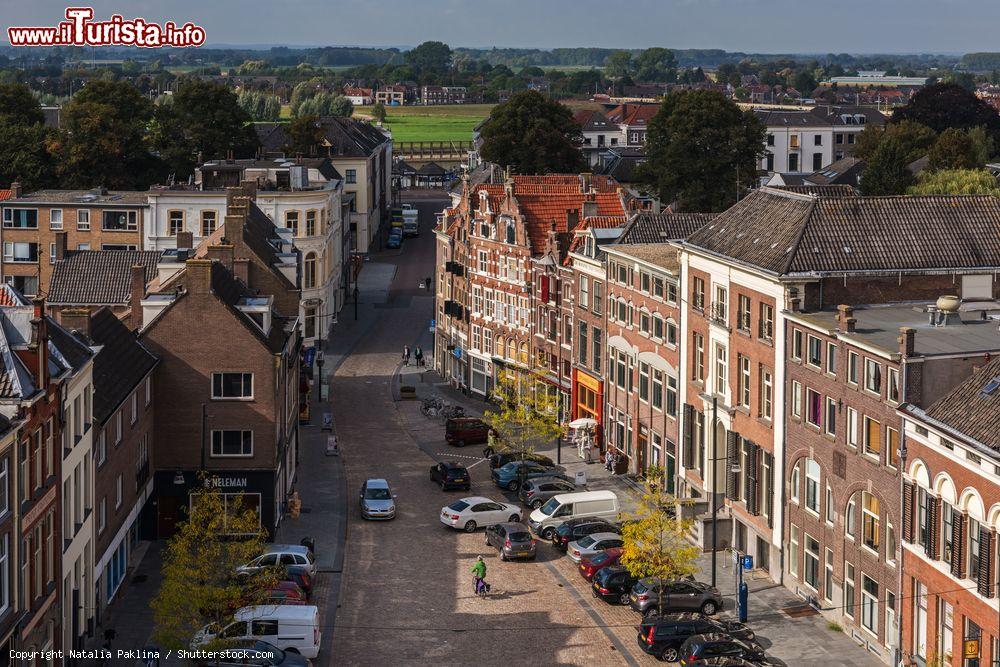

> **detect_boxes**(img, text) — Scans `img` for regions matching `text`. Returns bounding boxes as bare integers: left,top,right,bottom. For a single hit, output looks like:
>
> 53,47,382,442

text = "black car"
637,613,755,663
487,450,555,470
678,633,766,666
591,565,638,605
552,517,617,551
687,658,765,667
630,578,724,617
429,461,471,490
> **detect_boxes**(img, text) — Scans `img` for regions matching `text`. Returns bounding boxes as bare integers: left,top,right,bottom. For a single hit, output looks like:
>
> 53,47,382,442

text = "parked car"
280,566,312,599
191,605,322,659
519,476,577,509
591,565,639,605
261,587,307,605
630,579,724,617
483,521,537,561
445,417,491,447
678,633,766,666
551,516,618,551
487,450,554,470
566,531,624,563
190,639,310,666
637,613,755,663
491,459,564,491
528,490,621,540
686,658,765,666
439,496,521,532
386,234,402,249
360,478,397,520
578,547,623,581
429,461,471,490
237,545,316,578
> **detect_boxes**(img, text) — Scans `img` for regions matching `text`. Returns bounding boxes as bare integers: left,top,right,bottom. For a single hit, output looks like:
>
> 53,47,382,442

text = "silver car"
360,478,397,520
484,522,537,561
566,531,624,563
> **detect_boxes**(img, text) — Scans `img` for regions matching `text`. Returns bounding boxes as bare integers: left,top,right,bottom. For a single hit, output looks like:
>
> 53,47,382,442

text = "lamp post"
316,350,325,402
710,397,718,588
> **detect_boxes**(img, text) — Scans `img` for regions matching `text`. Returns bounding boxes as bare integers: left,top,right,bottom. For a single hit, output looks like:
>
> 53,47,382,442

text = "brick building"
900,357,1000,667
0,186,147,297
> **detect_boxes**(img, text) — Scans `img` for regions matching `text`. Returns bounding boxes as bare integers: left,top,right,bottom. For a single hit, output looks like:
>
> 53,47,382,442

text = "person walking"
414,345,424,367
402,345,411,366
604,448,614,472
471,555,488,596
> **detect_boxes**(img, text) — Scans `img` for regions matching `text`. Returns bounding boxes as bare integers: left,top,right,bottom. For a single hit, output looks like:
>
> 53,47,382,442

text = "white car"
236,544,316,577
440,496,522,532
566,532,624,563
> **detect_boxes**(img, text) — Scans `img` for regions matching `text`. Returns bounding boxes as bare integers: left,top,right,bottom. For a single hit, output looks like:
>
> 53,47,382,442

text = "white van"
527,490,620,539
192,605,321,659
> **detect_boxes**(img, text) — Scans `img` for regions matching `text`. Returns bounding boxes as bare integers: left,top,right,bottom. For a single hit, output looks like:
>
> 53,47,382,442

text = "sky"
1,0,997,53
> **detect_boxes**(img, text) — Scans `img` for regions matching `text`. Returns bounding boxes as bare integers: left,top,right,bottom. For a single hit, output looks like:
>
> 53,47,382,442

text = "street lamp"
316,350,325,402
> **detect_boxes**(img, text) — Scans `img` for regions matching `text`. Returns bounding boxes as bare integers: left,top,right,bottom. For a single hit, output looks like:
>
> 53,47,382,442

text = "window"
861,575,879,635
77,243,89,251
942,502,955,562
791,329,803,360
736,295,751,332
592,329,602,374
651,315,662,339
791,381,802,417
788,153,799,172
812,152,824,171
477,250,488,273
789,461,800,503
806,389,822,427
825,397,837,435
692,277,705,310
767,133,775,146
201,211,216,236
804,534,820,589
825,485,834,524
0,535,6,614
49,209,63,230
592,281,603,315
917,487,930,553
0,459,6,516
3,242,39,263
640,312,651,335
76,209,90,230
578,322,588,366
887,522,896,565
578,275,589,308
714,344,727,396
864,416,881,458
825,547,834,601
886,428,899,468
97,431,106,466
807,335,822,367
666,375,677,416
848,351,859,384
145,377,151,405
103,210,138,231
306,210,317,236
693,333,705,381
49,243,55,264
345,169,357,184
285,211,299,236
864,358,882,394
968,517,982,582
211,430,253,457
303,253,317,289
826,343,836,374
712,284,727,323
737,355,750,408
130,392,137,424
814,134,823,146
168,211,184,235
759,303,773,341
666,320,677,346
847,408,859,447
789,525,800,576
115,412,122,444
212,372,253,399
2,208,37,228
638,363,650,402
805,459,820,514
887,368,900,403
98,498,106,534
115,474,122,509
846,494,857,538
844,562,856,618
862,492,880,553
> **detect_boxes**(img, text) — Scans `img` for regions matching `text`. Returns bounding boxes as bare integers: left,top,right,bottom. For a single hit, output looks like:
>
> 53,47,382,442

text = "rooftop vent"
981,376,1000,396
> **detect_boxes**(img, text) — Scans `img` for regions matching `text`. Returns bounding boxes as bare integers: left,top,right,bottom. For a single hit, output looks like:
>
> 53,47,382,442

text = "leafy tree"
153,79,259,177
908,168,1000,196
892,82,1000,143
481,366,563,472
860,134,918,195
405,41,452,73
237,90,281,121
945,71,977,93
604,50,633,80
635,48,677,83
478,90,585,174
0,124,57,191
151,479,277,650
56,80,163,189
638,90,764,212
0,83,45,126
619,466,700,616
927,128,982,172
854,119,936,163
966,126,994,165
285,114,324,156
793,69,817,95
372,101,387,123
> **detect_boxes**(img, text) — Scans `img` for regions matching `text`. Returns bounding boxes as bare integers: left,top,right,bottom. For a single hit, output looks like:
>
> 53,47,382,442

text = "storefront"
470,354,492,397
572,368,603,449
154,469,279,539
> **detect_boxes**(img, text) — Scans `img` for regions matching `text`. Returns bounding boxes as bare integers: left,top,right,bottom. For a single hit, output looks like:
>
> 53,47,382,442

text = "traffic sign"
742,555,753,570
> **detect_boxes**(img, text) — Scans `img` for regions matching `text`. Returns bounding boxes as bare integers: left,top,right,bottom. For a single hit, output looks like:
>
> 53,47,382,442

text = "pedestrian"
402,345,410,366
604,448,614,472
414,345,424,367
470,555,488,596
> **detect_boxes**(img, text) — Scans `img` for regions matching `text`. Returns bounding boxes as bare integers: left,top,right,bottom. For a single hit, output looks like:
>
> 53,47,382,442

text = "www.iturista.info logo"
7,7,206,47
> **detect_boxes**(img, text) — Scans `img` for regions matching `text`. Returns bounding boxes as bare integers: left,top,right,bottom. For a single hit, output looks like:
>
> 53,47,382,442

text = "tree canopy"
0,83,45,127
638,90,764,212
478,90,585,174
927,127,983,172
908,169,1000,196
892,82,1000,144
481,366,562,464
0,83,56,190
404,41,453,73
285,114,325,157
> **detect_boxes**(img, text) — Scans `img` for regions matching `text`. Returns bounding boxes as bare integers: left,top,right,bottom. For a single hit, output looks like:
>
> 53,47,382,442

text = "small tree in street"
372,101,388,123
152,478,277,649
482,366,563,472
619,466,700,617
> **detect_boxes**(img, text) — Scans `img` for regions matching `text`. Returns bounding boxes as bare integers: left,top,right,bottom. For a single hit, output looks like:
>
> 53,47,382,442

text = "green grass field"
355,104,495,142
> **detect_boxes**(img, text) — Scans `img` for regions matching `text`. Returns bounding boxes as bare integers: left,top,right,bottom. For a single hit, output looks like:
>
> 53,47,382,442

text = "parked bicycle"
440,405,466,419
421,397,444,417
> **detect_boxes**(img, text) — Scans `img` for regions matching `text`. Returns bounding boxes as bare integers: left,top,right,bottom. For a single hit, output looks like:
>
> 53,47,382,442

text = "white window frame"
789,461,800,504
791,380,802,417
76,209,90,230
211,430,254,458
211,372,254,400
805,458,820,515
49,209,63,230
861,574,879,636
98,498,106,534
115,474,123,509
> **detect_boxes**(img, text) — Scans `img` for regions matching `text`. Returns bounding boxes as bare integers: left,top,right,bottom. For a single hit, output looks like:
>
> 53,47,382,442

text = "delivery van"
192,605,321,659
527,490,620,540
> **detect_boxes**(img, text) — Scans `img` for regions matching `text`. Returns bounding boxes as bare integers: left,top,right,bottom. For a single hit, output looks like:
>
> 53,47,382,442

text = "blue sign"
430,319,436,328
742,555,753,570
304,347,316,366
452,347,462,359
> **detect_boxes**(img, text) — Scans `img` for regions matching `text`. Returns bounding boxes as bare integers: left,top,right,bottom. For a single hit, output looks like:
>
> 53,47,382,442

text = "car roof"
494,521,529,530
263,544,310,555
551,489,617,503
684,632,733,644
365,478,390,488
459,496,495,504
441,461,467,469
235,605,319,621
583,531,622,541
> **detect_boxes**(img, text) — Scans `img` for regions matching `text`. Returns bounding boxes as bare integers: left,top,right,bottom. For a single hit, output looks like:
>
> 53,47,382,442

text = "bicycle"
421,397,444,417
441,404,466,419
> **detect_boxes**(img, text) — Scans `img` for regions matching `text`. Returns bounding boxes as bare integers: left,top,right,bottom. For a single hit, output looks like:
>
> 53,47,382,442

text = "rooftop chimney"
233,257,250,285
30,297,48,389
837,304,856,333
582,200,598,219
130,264,146,330
185,259,213,295
566,209,580,230
176,231,194,250
11,182,22,199
899,327,916,357
60,307,92,339
54,231,67,262
206,243,235,271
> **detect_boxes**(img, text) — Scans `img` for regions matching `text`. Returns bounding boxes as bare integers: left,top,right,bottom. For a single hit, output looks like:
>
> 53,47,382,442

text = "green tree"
285,114,324,157
0,83,45,126
604,50,634,80
619,466,700,619
927,128,982,172
908,168,1000,195
151,479,277,650
0,124,57,191
892,82,1000,143
153,79,259,177
854,119,936,163
638,90,764,212
478,90,585,174
405,41,452,73
372,101,387,123
860,134,917,195
793,69,817,95
635,48,677,83
481,366,563,476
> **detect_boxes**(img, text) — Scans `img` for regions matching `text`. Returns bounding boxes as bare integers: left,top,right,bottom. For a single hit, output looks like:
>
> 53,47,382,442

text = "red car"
577,547,623,581
262,587,307,605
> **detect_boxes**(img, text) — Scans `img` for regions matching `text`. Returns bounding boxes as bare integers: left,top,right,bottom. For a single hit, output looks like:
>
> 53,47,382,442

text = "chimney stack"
30,297,48,389
206,243,234,271
185,259,213,295
176,231,194,250
11,182,22,198
130,265,146,330
899,327,916,357
837,304,856,333
233,257,250,285
566,209,579,230
60,307,93,339
54,231,67,262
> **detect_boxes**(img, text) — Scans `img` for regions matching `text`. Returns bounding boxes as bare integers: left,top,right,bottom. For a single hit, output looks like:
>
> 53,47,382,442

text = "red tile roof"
0,190,12,203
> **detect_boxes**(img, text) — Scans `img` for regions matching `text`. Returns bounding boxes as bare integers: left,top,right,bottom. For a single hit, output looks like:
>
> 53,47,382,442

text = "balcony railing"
708,301,728,326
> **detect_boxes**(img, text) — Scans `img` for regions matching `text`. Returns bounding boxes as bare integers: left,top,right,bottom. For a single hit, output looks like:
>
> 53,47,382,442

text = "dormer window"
505,220,516,245
479,221,491,238
585,237,595,257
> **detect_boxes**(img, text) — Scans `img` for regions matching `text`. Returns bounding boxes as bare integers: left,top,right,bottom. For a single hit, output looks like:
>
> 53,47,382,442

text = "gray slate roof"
683,187,1000,276
618,212,716,244
774,184,858,197
48,250,162,305
90,308,158,424
924,356,1000,451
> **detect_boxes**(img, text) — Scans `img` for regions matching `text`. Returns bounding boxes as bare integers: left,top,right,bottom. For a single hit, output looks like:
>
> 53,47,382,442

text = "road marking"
435,452,485,462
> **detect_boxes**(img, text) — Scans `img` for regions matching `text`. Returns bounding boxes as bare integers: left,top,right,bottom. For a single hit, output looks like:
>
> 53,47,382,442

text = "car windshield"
364,488,391,500
499,462,518,473
577,535,597,548
448,500,470,512
447,469,467,478
590,551,612,565
539,498,560,516
508,531,531,542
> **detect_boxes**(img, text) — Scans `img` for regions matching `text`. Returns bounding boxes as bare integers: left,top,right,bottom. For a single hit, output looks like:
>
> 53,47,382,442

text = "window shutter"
927,496,939,560
725,431,739,500
902,481,914,543
540,275,550,303
747,444,760,516
765,452,774,528
950,513,965,578
683,404,694,469
977,528,994,598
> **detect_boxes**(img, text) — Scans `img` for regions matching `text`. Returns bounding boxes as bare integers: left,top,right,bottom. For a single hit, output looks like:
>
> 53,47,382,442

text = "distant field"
355,103,495,142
